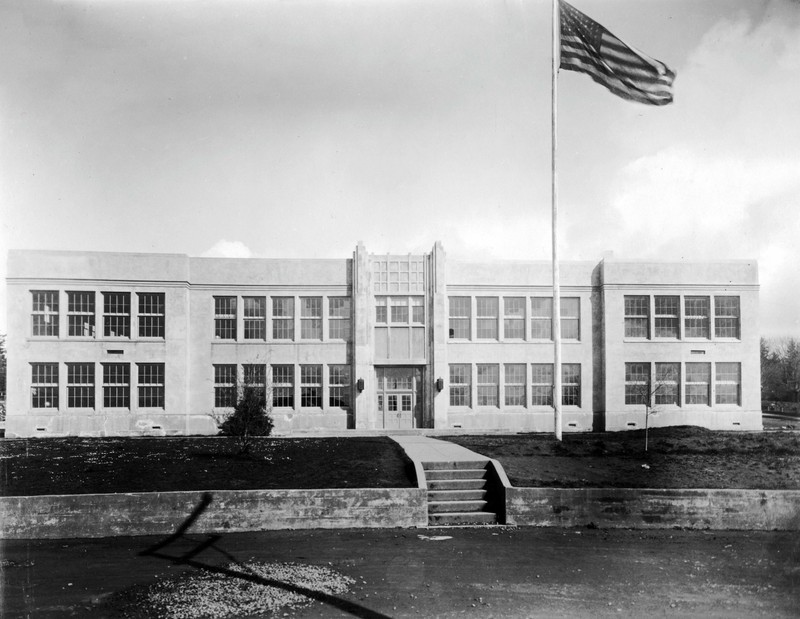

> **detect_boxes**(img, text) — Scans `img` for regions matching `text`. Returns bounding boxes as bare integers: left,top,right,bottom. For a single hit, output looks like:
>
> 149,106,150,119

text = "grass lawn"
441,426,800,489
0,436,416,497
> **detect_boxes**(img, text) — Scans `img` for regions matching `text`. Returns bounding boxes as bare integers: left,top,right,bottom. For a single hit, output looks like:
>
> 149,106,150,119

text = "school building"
4,244,761,437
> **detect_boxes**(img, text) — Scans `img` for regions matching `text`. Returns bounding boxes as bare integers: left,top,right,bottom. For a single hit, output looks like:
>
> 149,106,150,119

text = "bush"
219,387,274,454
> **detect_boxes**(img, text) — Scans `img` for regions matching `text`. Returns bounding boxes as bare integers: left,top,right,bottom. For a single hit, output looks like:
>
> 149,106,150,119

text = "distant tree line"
762,337,800,405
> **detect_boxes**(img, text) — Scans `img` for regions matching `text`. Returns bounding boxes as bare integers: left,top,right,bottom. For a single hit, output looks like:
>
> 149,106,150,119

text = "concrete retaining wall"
507,488,800,530
0,488,428,540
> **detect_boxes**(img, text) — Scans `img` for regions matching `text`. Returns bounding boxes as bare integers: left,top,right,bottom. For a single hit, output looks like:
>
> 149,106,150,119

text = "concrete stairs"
423,460,499,526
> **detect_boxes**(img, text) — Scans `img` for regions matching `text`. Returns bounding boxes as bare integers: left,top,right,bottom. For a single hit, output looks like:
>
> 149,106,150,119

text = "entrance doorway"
376,367,423,430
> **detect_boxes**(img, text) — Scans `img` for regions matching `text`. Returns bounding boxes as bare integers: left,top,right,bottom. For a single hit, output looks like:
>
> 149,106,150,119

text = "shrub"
219,386,274,455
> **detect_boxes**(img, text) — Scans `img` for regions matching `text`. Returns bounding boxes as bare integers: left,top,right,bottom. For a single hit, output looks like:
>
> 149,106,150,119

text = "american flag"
559,0,675,106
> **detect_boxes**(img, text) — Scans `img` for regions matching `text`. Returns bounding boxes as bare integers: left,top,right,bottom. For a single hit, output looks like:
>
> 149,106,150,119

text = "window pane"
449,364,471,407
715,362,741,405
243,297,266,340
272,297,294,340
715,297,740,339
477,364,499,407
214,296,236,340
31,363,59,408
504,363,526,406
138,293,165,338
476,297,498,339
68,292,96,337
138,363,165,408
329,365,351,408
449,297,471,339
655,362,680,406
272,364,294,408
684,296,710,338
300,364,322,407
531,364,553,406
531,297,552,339
103,363,130,408
32,291,60,337
624,295,649,338
685,362,710,405
300,297,322,340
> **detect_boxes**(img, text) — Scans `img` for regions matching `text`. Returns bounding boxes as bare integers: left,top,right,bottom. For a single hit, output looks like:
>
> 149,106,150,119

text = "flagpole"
551,0,563,441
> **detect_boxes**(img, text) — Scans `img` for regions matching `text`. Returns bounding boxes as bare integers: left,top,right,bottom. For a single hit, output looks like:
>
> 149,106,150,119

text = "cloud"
201,239,253,259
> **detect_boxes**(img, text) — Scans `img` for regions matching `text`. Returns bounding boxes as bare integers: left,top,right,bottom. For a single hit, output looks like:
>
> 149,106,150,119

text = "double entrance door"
376,366,423,430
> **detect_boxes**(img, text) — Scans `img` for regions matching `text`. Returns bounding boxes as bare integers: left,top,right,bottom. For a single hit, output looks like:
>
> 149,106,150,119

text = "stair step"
422,460,489,471
427,489,486,502
428,500,488,514
427,479,487,491
428,511,498,526
425,468,487,481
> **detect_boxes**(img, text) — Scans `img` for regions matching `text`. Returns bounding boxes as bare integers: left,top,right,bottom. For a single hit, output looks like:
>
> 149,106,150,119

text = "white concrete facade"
5,246,761,437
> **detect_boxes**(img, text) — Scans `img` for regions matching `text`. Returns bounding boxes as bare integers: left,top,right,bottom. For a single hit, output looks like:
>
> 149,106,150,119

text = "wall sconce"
356,378,364,393
435,377,444,392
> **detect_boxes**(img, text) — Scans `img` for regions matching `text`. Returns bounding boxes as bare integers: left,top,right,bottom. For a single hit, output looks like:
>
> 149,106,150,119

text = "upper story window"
531,297,580,340
654,296,679,338
300,297,322,340
375,297,388,324
243,297,266,340
138,293,165,338
328,297,351,340
504,297,525,340
476,297,499,339
214,296,236,340
373,257,425,293
390,297,409,324
624,295,649,338
68,292,95,337
714,297,740,339
448,297,470,339
684,296,710,339
32,291,59,337
103,292,130,338
272,297,294,340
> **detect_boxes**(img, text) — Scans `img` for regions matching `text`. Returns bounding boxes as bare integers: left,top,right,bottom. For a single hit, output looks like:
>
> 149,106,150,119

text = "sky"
1,0,799,338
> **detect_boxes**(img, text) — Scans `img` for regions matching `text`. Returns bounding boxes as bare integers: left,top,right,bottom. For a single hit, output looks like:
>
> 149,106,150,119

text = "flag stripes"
559,0,675,105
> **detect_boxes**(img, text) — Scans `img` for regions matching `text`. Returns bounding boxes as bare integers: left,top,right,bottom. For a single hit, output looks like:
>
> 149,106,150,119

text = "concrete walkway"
389,434,490,464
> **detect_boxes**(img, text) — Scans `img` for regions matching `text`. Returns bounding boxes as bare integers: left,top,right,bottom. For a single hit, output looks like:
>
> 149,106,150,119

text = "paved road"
2,526,799,618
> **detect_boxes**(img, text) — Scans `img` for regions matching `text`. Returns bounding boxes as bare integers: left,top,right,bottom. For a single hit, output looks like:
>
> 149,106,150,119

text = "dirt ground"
443,426,800,489
0,436,415,496
2,527,799,618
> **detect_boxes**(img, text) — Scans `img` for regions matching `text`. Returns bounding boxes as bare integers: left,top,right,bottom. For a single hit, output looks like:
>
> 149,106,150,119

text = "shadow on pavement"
139,492,390,619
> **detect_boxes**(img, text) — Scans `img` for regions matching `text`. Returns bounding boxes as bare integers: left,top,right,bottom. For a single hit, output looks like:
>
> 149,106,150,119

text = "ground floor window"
31,363,58,408
562,364,581,406
300,365,322,408
272,365,294,408
715,362,741,405
685,363,711,405
531,364,553,406
655,363,680,405
329,365,351,408
213,364,236,408
477,364,499,407
138,363,165,408
449,364,471,406
243,364,266,400
624,362,650,405
504,364,526,406
67,363,94,408
103,363,130,408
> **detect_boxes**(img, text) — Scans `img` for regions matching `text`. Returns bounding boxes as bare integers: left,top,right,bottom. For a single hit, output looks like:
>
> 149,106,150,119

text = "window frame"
714,297,740,339
32,291,60,337
213,364,237,408
328,297,351,340
300,364,323,408
102,362,130,409
715,362,741,405
477,364,499,407
684,296,710,339
300,297,323,340
531,363,553,406
213,296,237,341
449,364,471,407
67,291,96,338
272,364,294,408
138,292,165,339
503,297,525,340
624,295,649,339
504,363,526,407
243,296,266,341
103,292,131,339
448,296,471,340
272,297,295,340
138,363,165,408
685,362,711,406
67,362,95,409
31,362,59,408
329,364,351,409
476,297,499,340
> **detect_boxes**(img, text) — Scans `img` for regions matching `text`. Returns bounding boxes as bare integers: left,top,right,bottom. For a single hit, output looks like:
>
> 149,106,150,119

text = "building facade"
4,245,761,437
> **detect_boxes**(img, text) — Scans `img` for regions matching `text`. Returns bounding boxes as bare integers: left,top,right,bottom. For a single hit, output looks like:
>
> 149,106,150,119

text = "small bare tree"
628,364,678,451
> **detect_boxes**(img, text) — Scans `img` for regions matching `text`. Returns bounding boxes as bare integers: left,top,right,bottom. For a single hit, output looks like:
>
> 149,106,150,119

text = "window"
684,296,710,339
32,291,59,336
300,365,322,407
624,296,649,338
328,297,351,340
449,297,470,339
329,365,351,408
68,292,95,337
390,297,409,324
411,297,424,324
373,258,425,293
272,365,294,408
655,363,680,406
213,364,236,408
449,364,471,407
561,298,580,340
375,297,388,324
272,297,294,340
625,362,650,405
31,363,58,408
562,364,581,406
685,362,711,405
103,363,130,408
243,363,266,400
504,363,526,406
67,363,94,408
715,297,740,339
103,292,131,338
477,364,499,407
715,362,741,405
476,297,498,339
138,363,165,408
214,296,236,340
243,297,266,340
300,297,322,340
138,293,165,338
654,296,679,338
504,298,525,339
531,298,552,340
531,364,553,406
